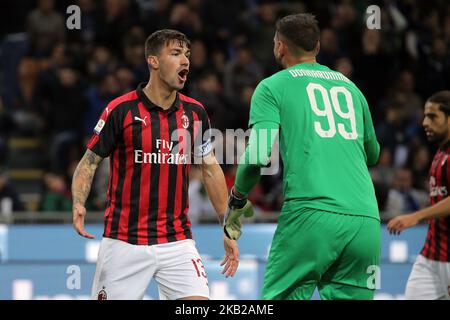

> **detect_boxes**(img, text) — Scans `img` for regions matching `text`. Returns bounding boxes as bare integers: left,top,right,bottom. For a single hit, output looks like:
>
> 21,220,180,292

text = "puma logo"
134,116,147,126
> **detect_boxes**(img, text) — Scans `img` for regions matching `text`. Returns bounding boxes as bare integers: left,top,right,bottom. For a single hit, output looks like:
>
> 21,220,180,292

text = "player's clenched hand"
73,203,95,239
221,235,239,278
387,214,419,235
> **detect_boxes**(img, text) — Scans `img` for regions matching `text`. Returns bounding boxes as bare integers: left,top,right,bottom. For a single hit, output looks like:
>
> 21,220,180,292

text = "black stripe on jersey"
127,106,143,244
148,109,161,245
109,112,129,239
165,112,179,242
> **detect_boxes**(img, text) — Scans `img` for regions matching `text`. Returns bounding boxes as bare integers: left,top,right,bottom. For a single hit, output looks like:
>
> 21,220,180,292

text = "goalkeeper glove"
223,188,254,240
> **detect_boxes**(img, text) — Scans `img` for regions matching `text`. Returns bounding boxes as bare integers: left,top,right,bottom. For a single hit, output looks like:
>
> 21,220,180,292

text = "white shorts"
405,254,450,300
91,237,209,300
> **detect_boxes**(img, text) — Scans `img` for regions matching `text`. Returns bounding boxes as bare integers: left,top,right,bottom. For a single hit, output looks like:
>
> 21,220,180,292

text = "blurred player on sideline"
388,91,450,300
226,13,381,299
71,29,238,300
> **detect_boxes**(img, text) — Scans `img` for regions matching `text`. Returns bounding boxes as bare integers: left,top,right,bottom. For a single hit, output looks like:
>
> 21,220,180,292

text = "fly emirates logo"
134,139,189,165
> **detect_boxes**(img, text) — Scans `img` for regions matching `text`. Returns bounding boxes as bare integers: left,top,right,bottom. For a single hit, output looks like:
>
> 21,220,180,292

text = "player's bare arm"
72,149,103,239
388,196,450,235
200,153,240,277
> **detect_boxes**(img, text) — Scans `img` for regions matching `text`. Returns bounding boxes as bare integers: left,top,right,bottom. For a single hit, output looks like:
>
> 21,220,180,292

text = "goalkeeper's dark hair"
275,13,320,55
144,29,190,58
428,90,450,116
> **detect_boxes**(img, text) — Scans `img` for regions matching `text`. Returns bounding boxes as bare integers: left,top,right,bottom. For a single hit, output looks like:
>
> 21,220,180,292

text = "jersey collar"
136,82,180,113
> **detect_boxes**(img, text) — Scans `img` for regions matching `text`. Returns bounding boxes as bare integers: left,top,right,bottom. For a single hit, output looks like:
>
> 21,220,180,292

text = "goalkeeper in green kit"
223,13,381,300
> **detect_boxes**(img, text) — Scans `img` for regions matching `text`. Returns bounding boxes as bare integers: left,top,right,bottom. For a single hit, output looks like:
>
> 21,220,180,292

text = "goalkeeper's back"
249,62,380,220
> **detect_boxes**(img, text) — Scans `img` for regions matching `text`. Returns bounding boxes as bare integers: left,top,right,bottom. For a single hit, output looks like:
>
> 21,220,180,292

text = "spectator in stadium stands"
0,100,14,166
168,3,203,39
223,45,263,104
419,36,450,99
353,29,392,124
382,167,428,221
140,0,172,35
121,26,149,82
189,72,229,131
392,70,423,122
94,0,137,55
72,0,98,44
115,67,136,93
38,66,88,172
185,39,210,87
26,0,66,57
376,101,411,167
317,28,342,68
0,169,24,214
329,0,360,54
244,1,281,75
406,142,431,191
370,147,395,188
87,46,117,81
84,73,121,138
41,171,73,212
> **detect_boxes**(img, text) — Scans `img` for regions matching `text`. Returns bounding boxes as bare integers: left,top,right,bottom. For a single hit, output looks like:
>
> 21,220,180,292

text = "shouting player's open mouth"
178,68,189,82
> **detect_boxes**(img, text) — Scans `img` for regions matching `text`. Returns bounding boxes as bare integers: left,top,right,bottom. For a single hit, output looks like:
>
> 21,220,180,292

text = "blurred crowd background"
0,0,449,222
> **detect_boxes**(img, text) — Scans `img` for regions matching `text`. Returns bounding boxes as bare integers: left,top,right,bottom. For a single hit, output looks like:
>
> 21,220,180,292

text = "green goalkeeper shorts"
261,205,380,300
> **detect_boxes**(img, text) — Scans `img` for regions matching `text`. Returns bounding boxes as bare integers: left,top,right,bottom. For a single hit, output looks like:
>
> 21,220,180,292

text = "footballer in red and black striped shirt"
72,30,239,300
388,91,450,299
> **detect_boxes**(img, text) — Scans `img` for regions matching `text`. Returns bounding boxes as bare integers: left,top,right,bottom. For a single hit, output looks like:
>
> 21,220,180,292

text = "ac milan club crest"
181,113,189,129
98,287,107,300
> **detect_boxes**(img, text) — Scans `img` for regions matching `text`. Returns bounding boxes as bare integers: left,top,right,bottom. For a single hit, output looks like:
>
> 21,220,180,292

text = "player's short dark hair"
276,13,320,54
144,29,190,58
428,90,450,116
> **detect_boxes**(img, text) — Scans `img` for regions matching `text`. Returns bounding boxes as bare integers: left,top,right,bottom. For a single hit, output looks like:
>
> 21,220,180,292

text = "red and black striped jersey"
86,83,212,245
420,142,450,261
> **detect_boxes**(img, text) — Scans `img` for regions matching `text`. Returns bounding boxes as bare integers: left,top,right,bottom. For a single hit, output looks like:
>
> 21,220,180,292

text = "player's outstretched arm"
200,153,240,277
388,196,450,235
72,149,103,239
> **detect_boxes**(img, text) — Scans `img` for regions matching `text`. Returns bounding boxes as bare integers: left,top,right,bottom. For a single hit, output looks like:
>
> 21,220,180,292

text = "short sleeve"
193,107,213,158
248,80,280,127
86,104,122,158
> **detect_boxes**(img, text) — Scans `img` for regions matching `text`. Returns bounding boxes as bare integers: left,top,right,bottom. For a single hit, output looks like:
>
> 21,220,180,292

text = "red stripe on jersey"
157,112,170,244
137,103,151,245
173,107,187,240
117,111,134,242
86,135,99,150
105,148,119,237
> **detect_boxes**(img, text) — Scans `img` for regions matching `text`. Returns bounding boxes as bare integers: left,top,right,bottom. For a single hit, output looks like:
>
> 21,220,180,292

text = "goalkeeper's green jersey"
249,62,380,220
